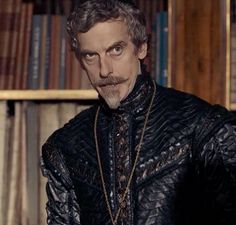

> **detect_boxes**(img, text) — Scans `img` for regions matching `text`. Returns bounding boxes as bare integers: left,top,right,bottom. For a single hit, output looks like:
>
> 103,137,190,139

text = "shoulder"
41,104,98,175
160,87,236,143
155,85,213,129
156,84,236,134
157,85,211,112
45,104,97,145
157,85,235,119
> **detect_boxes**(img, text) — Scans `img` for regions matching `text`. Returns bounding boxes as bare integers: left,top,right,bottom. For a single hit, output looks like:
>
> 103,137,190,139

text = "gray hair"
67,0,148,56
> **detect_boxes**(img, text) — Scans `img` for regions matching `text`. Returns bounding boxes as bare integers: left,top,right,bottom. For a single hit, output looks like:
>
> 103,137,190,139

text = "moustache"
93,76,128,87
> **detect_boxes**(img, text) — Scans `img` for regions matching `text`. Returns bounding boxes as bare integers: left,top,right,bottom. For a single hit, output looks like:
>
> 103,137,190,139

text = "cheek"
113,55,139,75
83,65,99,81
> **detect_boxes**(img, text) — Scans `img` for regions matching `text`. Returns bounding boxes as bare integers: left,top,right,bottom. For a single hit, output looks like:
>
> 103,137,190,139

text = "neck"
99,73,155,115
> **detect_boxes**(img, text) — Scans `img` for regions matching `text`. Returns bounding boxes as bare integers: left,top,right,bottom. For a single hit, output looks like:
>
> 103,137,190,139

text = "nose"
99,55,113,78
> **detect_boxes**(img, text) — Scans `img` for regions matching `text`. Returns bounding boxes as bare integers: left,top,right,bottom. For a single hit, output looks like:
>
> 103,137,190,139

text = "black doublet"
41,74,236,225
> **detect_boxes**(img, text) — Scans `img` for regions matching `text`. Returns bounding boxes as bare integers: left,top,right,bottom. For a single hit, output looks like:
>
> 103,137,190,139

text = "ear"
137,42,147,60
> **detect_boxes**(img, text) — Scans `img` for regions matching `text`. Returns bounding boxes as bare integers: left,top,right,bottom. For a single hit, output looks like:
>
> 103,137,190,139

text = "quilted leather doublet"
133,86,208,186
42,75,236,225
42,141,73,189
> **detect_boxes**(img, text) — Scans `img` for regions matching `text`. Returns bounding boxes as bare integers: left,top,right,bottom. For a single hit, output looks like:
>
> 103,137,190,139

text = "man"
41,0,236,224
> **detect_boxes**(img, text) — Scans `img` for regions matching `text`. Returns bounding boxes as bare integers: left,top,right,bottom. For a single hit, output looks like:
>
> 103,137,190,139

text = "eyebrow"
80,41,128,56
106,41,127,52
79,49,97,57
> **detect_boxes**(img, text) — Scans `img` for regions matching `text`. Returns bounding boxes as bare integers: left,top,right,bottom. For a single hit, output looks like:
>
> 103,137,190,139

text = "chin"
105,95,121,109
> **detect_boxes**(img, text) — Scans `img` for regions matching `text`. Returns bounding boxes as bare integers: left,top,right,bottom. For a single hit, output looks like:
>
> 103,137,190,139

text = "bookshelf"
0,90,97,100
0,0,233,108
0,0,232,110
0,1,235,225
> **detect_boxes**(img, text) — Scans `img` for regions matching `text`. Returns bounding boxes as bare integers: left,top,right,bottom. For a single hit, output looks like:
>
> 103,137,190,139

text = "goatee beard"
103,90,120,109
92,76,128,109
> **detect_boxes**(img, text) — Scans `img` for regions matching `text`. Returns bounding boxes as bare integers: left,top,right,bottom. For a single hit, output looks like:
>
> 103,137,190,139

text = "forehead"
77,19,131,52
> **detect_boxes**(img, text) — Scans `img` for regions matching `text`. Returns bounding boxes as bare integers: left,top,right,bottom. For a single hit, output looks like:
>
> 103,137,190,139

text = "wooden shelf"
0,90,98,100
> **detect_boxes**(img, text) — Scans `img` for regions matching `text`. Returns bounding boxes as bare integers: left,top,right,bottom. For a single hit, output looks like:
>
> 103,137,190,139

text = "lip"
99,83,123,95
100,83,118,90
99,83,116,87
98,78,128,88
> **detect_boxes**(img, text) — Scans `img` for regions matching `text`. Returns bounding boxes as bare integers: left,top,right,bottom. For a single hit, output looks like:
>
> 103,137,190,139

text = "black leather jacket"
41,74,236,225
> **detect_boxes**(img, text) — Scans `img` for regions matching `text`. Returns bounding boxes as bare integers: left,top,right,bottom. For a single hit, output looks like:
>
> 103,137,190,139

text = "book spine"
0,0,14,89
39,103,59,225
21,3,33,90
71,52,81,89
49,15,61,89
1,103,14,225
6,102,22,225
39,15,48,89
28,15,41,90
65,36,73,89
20,102,28,225
26,102,39,225
0,101,7,225
6,0,21,90
59,16,67,89
14,3,27,90
44,14,52,89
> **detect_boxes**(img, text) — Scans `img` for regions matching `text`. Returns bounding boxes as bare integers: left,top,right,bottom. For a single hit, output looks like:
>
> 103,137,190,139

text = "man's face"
77,19,147,109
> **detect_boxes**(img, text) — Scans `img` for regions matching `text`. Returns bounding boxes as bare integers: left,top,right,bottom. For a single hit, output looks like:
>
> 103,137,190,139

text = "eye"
84,53,97,60
81,52,98,64
109,45,124,56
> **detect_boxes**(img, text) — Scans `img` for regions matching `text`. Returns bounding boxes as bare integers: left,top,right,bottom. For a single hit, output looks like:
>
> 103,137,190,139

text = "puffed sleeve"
41,142,81,225
198,122,236,224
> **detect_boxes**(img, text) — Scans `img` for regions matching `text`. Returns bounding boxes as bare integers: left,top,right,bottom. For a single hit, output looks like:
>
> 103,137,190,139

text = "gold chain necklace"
94,80,156,225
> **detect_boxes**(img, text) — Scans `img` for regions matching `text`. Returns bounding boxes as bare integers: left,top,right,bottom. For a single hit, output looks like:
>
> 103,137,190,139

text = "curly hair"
67,0,147,56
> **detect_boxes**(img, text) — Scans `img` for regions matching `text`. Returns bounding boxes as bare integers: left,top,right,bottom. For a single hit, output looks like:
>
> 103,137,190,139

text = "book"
61,0,72,16
42,14,52,89
1,102,14,225
65,37,73,89
14,3,27,89
39,103,59,225
28,15,41,89
80,66,93,89
71,53,82,89
77,104,91,114
6,0,21,89
26,102,39,225
0,101,7,225
59,16,67,89
0,0,15,89
22,3,33,89
49,15,61,89
20,102,28,225
58,102,77,127
6,102,22,225
39,15,48,89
